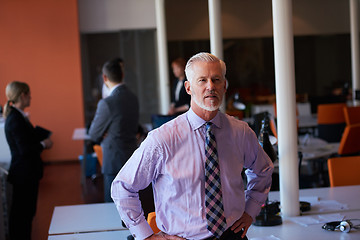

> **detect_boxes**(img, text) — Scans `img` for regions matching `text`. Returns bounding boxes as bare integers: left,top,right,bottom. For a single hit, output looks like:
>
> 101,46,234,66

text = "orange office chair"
93,144,103,167
147,212,160,234
344,106,360,125
317,103,346,143
327,156,360,187
317,103,347,124
337,123,360,155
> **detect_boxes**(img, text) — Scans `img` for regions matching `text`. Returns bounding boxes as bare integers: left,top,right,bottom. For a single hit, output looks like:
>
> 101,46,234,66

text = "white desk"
299,143,339,161
298,114,317,129
0,120,10,240
268,185,360,214
72,128,90,140
0,120,11,171
251,104,275,117
49,187,360,239
48,203,125,235
248,186,360,239
297,135,339,161
248,210,360,240
48,230,131,240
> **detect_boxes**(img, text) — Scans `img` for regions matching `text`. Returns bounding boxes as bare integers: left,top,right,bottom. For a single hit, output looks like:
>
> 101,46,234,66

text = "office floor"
31,161,103,240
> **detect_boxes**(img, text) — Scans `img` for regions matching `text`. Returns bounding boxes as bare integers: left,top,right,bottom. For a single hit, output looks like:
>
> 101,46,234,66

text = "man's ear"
184,80,191,95
103,74,111,88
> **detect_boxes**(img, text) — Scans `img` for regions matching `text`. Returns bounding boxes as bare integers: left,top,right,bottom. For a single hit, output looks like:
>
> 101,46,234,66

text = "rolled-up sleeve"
111,136,161,239
244,133,274,220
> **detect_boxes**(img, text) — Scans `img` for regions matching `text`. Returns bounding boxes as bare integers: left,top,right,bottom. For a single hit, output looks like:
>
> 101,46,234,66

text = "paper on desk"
290,215,321,226
250,235,281,240
300,196,319,205
289,213,345,227
312,200,348,212
317,213,345,222
298,196,348,212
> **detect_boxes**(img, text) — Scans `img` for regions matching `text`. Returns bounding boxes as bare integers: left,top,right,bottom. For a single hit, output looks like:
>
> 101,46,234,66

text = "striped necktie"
204,122,226,238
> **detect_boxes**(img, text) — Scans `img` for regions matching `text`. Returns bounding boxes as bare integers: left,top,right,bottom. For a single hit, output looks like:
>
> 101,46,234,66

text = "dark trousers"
203,228,248,240
103,173,117,202
9,180,39,240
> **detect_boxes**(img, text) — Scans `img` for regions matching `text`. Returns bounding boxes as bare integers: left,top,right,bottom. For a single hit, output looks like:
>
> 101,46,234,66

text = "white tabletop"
297,135,339,161
48,186,360,239
48,203,125,235
0,121,11,169
72,128,90,140
48,230,131,240
247,210,360,240
268,185,360,215
298,114,318,129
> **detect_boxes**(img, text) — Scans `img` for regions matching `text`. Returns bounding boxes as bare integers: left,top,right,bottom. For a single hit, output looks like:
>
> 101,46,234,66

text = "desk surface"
48,203,125,235
48,230,131,240
297,136,339,161
49,186,360,239
72,128,90,140
248,210,360,240
269,185,360,214
249,185,360,240
298,114,317,128
0,120,11,167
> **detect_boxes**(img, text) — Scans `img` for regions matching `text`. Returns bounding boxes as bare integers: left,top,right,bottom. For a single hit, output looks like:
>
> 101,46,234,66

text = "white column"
272,0,300,217
155,0,170,114
208,0,226,111
350,0,360,106
208,0,223,60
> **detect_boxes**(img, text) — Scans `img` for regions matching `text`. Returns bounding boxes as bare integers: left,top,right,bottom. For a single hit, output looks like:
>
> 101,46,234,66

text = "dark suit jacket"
5,107,44,184
171,78,191,109
89,84,139,175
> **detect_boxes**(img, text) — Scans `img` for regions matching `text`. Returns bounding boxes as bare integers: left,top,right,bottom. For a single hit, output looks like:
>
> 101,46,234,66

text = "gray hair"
185,52,226,82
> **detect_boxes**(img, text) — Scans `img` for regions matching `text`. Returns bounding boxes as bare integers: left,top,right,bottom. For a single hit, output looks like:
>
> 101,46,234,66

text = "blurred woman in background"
4,81,53,240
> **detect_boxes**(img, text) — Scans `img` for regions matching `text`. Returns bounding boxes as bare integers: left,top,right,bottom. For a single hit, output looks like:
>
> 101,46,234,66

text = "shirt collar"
12,106,28,119
186,108,222,131
109,83,124,95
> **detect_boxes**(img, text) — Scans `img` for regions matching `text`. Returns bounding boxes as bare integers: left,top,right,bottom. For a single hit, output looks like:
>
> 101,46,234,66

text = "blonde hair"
3,81,29,118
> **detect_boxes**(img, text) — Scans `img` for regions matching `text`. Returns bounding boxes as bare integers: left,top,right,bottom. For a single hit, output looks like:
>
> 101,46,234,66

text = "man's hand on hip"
230,211,253,238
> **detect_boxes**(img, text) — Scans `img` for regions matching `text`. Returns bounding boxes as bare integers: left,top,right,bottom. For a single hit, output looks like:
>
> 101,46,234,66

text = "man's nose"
206,79,215,90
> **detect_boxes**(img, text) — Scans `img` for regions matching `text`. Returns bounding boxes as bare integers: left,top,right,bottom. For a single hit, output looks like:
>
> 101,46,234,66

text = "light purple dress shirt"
111,109,274,240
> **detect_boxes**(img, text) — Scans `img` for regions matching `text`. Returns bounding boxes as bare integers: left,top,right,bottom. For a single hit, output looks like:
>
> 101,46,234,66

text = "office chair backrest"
151,114,176,129
147,212,160,234
337,123,360,155
93,144,103,167
327,156,360,187
317,103,346,124
344,106,360,125
317,103,346,143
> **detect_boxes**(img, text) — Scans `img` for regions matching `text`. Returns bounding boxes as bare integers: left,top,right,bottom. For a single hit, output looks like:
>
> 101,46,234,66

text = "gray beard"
191,88,221,112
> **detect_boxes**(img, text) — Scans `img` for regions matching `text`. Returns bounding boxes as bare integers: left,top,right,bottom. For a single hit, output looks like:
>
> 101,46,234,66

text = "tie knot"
205,122,213,131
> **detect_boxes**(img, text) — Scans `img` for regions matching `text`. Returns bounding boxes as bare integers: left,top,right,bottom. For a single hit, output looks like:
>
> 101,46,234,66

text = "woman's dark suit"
170,78,191,110
5,106,44,240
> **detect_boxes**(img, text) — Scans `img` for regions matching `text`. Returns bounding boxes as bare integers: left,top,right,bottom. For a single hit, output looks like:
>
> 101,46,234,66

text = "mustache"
204,90,219,98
